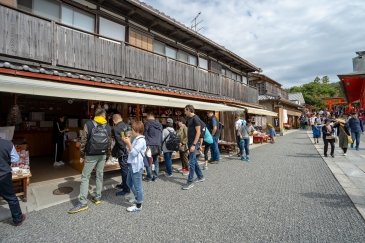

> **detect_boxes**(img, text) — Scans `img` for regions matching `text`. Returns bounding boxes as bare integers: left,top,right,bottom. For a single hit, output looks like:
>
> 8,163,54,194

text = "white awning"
0,74,236,111
246,107,278,117
228,104,278,117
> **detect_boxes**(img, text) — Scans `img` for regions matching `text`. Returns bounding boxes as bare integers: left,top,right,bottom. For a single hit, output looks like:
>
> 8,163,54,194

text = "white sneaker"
53,162,61,167
127,205,142,212
58,161,65,166
343,153,347,156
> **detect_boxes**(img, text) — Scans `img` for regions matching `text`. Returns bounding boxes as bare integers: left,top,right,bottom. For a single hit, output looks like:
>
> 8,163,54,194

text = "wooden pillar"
121,103,129,122
136,104,141,121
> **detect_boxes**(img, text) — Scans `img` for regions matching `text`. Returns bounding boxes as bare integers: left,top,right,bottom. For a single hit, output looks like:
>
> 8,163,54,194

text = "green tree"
288,76,343,109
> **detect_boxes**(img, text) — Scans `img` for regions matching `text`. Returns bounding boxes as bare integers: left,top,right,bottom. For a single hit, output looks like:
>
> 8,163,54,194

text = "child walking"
312,123,321,143
122,121,146,212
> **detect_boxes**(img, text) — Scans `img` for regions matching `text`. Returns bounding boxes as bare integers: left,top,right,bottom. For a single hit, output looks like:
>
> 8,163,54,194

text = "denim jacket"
127,135,147,173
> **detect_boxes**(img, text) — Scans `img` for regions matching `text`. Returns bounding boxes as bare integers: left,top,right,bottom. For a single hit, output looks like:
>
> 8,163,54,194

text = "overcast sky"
144,0,365,88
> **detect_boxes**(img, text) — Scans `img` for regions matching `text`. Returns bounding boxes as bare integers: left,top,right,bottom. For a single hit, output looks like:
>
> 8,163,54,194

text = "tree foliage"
287,76,343,109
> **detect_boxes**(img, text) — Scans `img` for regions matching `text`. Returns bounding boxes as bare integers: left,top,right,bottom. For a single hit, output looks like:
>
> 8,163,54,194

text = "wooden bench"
218,141,238,154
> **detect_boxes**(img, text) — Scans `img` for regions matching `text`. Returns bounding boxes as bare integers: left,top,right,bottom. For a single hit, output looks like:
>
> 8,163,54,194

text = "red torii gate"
338,73,365,112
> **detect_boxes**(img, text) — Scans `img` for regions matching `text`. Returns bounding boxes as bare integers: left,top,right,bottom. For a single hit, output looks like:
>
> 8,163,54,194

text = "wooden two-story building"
0,0,270,181
249,73,303,131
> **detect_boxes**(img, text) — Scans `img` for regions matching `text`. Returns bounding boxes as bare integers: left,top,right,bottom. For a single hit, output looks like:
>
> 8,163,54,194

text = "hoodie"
144,119,163,146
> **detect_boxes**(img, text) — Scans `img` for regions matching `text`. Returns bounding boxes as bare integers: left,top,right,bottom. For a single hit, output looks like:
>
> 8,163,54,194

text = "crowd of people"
306,110,364,157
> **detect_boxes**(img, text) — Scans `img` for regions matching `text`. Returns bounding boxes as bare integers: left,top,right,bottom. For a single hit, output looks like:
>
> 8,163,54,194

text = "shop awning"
245,107,277,117
230,105,277,116
0,74,237,111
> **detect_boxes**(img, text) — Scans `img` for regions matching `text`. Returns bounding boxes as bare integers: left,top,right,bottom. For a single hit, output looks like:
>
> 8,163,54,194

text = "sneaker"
116,190,130,197
324,154,328,157
202,165,208,170
164,173,173,177
246,156,250,162
196,177,205,183
143,177,152,182
208,160,219,164
343,153,347,156
53,161,62,167
13,214,26,226
127,205,142,212
331,155,335,158
67,204,88,214
115,184,123,190
58,161,65,166
152,176,158,182
356,147,359,151
182,169,189,175
182,182,194,190
91,197,102,205
240,156,246,161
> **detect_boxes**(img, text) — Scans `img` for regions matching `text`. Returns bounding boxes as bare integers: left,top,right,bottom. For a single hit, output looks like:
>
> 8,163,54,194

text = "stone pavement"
308,131,365,219
1,131,365,242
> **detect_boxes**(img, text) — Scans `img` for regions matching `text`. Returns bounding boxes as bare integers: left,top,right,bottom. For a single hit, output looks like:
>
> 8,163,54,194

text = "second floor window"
99,17,125,42
61,5,94,33
165,46,177,59
198,57,208,70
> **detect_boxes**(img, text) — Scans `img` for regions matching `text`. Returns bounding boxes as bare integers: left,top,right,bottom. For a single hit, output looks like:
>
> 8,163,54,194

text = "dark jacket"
347,117,364,133
0,139,13,177
144,119,163,146
112,121,129,158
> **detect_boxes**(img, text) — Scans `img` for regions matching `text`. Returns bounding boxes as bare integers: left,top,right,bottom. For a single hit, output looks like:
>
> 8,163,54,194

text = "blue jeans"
187,145,204,183
146,154,159,179
0,173,23,224
127,165,144,204
351,132,361,149
164,152,173,175
240,138,250,157
210,136,220,161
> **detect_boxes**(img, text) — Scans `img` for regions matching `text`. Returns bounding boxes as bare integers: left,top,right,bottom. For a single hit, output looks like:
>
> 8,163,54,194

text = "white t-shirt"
235,119,243,133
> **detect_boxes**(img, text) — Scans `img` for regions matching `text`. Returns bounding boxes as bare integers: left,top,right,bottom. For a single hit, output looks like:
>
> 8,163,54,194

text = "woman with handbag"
322,119,336,158
334,118,351,156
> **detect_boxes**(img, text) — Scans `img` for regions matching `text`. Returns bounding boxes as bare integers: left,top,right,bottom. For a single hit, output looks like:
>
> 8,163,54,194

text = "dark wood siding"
0,5,258,104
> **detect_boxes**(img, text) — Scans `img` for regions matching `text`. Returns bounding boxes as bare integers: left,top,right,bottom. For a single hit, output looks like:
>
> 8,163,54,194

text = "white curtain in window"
99,17,125,41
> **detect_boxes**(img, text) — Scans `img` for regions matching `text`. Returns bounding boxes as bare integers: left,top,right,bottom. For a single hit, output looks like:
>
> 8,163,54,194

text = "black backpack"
163,130,180,151
86,121,110,155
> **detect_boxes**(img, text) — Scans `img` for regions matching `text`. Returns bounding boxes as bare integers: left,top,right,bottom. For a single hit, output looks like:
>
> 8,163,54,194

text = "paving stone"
1,131,365,242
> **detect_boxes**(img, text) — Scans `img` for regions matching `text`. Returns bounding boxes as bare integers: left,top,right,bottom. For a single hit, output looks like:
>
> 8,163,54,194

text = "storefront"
0,74,239,183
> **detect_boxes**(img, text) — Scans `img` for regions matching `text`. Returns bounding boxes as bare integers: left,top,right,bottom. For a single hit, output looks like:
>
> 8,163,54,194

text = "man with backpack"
68,108,111,214
182,105,205,190
207,111,220,164
144,112,163,182
112,114,131,196
162,118,178,177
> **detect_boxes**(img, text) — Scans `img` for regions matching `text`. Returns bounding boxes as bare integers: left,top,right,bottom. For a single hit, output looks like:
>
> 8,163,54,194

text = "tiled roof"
288,92,305,105
258,94,303,108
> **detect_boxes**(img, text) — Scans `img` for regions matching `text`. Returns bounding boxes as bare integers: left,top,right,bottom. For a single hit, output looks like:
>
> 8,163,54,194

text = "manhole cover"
53,187,73,195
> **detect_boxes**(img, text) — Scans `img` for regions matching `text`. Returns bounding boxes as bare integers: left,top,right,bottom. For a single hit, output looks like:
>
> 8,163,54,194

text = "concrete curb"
307,131,365,221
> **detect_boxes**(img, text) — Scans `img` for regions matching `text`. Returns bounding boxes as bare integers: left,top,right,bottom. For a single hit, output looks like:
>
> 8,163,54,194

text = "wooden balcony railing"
0,4,258,103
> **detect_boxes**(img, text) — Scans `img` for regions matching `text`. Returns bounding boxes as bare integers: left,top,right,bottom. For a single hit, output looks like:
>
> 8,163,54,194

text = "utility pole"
191,12,203,32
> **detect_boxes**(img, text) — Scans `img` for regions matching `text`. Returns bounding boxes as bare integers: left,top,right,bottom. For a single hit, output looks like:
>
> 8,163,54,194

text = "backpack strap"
162,129,173,145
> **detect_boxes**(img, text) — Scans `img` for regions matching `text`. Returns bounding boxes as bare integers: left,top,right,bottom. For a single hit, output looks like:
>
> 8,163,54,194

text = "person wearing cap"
322,119,336,157
347,112,364,151
334,118,350,156
162,118,175,177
